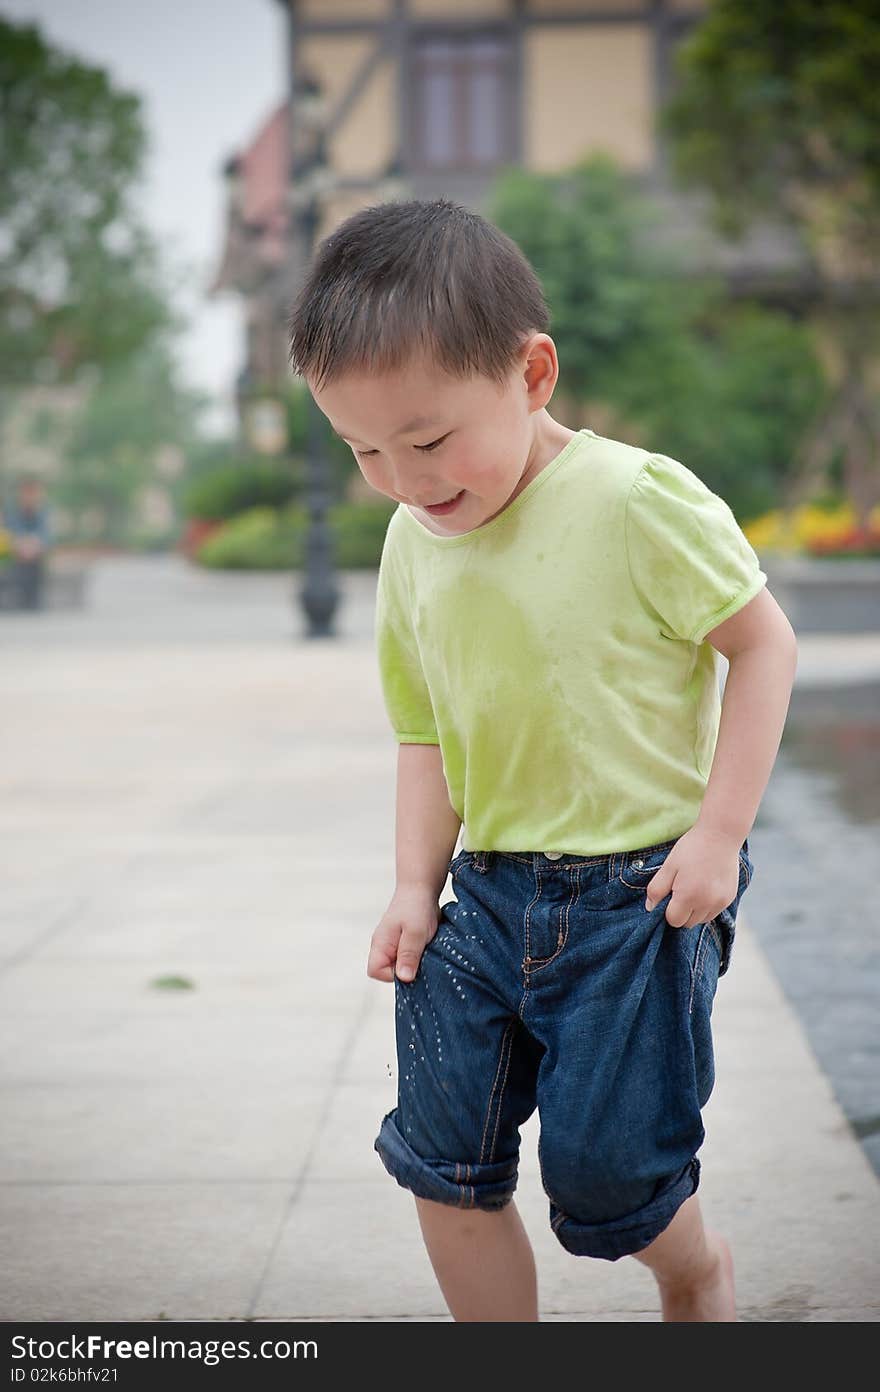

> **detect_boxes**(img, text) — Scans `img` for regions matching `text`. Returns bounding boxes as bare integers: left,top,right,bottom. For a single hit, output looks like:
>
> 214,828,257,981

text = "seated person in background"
4,474,53,611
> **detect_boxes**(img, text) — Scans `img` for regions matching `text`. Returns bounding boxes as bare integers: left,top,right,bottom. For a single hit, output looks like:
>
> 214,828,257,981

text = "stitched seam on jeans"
572,866,581,938
526,865,580,975
689,925,710,1015
449,852,467,878
480,1019,515,1165
708,918,723,956
689,931,702,1014
523,872,543,970
699,922,714,986
541,856,612,869
487,1021,517,1165
499,854,615,869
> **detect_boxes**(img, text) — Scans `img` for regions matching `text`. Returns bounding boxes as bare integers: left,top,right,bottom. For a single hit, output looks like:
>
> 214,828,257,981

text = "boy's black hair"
287,197,550,394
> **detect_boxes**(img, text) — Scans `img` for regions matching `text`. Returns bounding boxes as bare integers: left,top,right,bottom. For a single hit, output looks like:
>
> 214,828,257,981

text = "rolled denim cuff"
548,1156,701,1261
374,1109,518,1210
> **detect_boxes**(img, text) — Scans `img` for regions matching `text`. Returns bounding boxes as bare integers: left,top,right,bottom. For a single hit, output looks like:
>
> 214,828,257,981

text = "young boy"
287,197,798,1322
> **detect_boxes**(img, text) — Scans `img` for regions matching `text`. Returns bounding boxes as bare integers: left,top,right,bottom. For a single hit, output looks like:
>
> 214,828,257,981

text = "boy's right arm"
367,742,462,984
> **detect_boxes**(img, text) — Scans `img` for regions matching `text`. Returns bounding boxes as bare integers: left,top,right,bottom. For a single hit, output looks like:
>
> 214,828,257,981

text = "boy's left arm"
645,587,798,923
697,586,798,844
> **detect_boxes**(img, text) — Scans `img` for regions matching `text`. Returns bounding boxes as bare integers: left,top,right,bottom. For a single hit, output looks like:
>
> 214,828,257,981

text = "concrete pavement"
1,557,878,1321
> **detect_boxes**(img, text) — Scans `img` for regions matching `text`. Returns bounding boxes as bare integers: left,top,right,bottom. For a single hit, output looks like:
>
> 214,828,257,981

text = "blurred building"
211,0,809,417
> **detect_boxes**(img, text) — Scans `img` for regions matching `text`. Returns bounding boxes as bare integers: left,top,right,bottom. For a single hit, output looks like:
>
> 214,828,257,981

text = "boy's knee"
542,1150,655,1231
543,1155,701,1261
538,1123,703,1260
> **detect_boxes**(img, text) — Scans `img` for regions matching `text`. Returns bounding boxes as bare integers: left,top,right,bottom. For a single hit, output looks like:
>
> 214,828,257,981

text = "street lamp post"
285,50,408,638
288,122,341,639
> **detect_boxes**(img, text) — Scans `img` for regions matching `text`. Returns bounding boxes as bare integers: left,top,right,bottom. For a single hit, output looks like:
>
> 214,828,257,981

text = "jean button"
544,851,563,860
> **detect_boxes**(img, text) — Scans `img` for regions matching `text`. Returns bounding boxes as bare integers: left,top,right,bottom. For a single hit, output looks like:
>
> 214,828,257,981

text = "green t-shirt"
374,428,767,854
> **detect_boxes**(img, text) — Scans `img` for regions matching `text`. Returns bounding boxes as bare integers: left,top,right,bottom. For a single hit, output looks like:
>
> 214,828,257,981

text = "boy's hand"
367,885,442,983
644,824,742,929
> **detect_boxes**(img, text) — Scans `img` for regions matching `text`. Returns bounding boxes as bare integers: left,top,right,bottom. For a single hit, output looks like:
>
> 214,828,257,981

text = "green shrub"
195,499,397,571
196,506,302,569
332,499,397,566
181,460,301,521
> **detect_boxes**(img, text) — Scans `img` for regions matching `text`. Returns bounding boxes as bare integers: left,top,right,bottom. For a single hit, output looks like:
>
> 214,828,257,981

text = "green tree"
53,342,208,544
660,0,880,523
1,18,209,543
0,18,175,384
486,155,823,518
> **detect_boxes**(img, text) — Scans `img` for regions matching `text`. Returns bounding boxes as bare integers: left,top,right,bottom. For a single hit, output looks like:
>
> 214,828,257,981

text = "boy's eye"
354,435,448,458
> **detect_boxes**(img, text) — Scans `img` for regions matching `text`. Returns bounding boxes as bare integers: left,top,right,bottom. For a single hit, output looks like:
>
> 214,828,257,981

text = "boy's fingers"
369,912,439,983
366,938,396,981
645,874,671,911
394,935,425,982
366,945,394,981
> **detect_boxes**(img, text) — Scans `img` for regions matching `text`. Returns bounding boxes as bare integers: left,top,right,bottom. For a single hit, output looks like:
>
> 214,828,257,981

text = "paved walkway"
1,557,878,1321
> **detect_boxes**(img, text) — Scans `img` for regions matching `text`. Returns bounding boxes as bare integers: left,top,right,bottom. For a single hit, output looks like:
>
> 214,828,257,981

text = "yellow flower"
743,501,880,554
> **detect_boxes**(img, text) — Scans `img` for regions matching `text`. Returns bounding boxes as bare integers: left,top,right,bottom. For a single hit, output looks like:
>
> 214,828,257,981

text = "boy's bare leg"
414,1196,540,1321
631,1191,736,1321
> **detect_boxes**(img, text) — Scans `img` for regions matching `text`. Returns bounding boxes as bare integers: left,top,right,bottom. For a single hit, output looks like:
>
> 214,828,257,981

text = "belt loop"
473,851,491,873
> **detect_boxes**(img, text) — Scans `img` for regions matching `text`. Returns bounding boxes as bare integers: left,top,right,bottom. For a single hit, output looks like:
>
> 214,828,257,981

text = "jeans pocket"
713,848,752,978
448,849,472,878
688,920,722,1015
618,839,677,890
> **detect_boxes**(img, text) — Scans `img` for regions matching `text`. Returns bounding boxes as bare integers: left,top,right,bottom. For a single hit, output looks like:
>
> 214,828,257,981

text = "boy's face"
308,337,555,535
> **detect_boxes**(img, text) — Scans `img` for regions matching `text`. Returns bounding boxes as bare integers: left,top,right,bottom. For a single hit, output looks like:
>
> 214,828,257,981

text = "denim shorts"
374,834,753,1261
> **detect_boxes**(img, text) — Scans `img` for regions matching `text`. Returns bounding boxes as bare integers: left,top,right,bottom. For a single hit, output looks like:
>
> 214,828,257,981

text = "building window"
411,34,512,172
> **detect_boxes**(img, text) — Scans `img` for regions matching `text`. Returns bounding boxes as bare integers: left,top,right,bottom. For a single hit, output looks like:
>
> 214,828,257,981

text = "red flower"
806,524,880,557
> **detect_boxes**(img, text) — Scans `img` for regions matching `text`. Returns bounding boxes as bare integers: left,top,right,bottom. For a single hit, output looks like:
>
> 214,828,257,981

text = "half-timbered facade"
212,0,806,405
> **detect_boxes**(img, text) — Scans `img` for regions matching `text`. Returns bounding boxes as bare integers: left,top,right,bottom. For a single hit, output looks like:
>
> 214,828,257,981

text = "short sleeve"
374,549,439,744
625,453,767,645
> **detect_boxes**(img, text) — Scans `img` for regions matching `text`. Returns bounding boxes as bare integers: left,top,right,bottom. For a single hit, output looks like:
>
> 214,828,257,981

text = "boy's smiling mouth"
422,490,465,516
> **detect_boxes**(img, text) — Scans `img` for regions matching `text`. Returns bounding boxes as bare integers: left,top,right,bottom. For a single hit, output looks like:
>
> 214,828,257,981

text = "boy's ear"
522,335,559,408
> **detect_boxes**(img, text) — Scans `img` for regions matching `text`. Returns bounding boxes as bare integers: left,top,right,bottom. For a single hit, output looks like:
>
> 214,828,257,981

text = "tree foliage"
50,342,208,543
486,155,824,518
0,18,208,542
0,18,175,384
660,0,880,517
661,0,880,269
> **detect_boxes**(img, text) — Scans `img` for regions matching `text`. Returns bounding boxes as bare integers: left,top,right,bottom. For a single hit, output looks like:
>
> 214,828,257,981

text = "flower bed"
178,518,226,560
744,501,880,559
806,524,880,559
